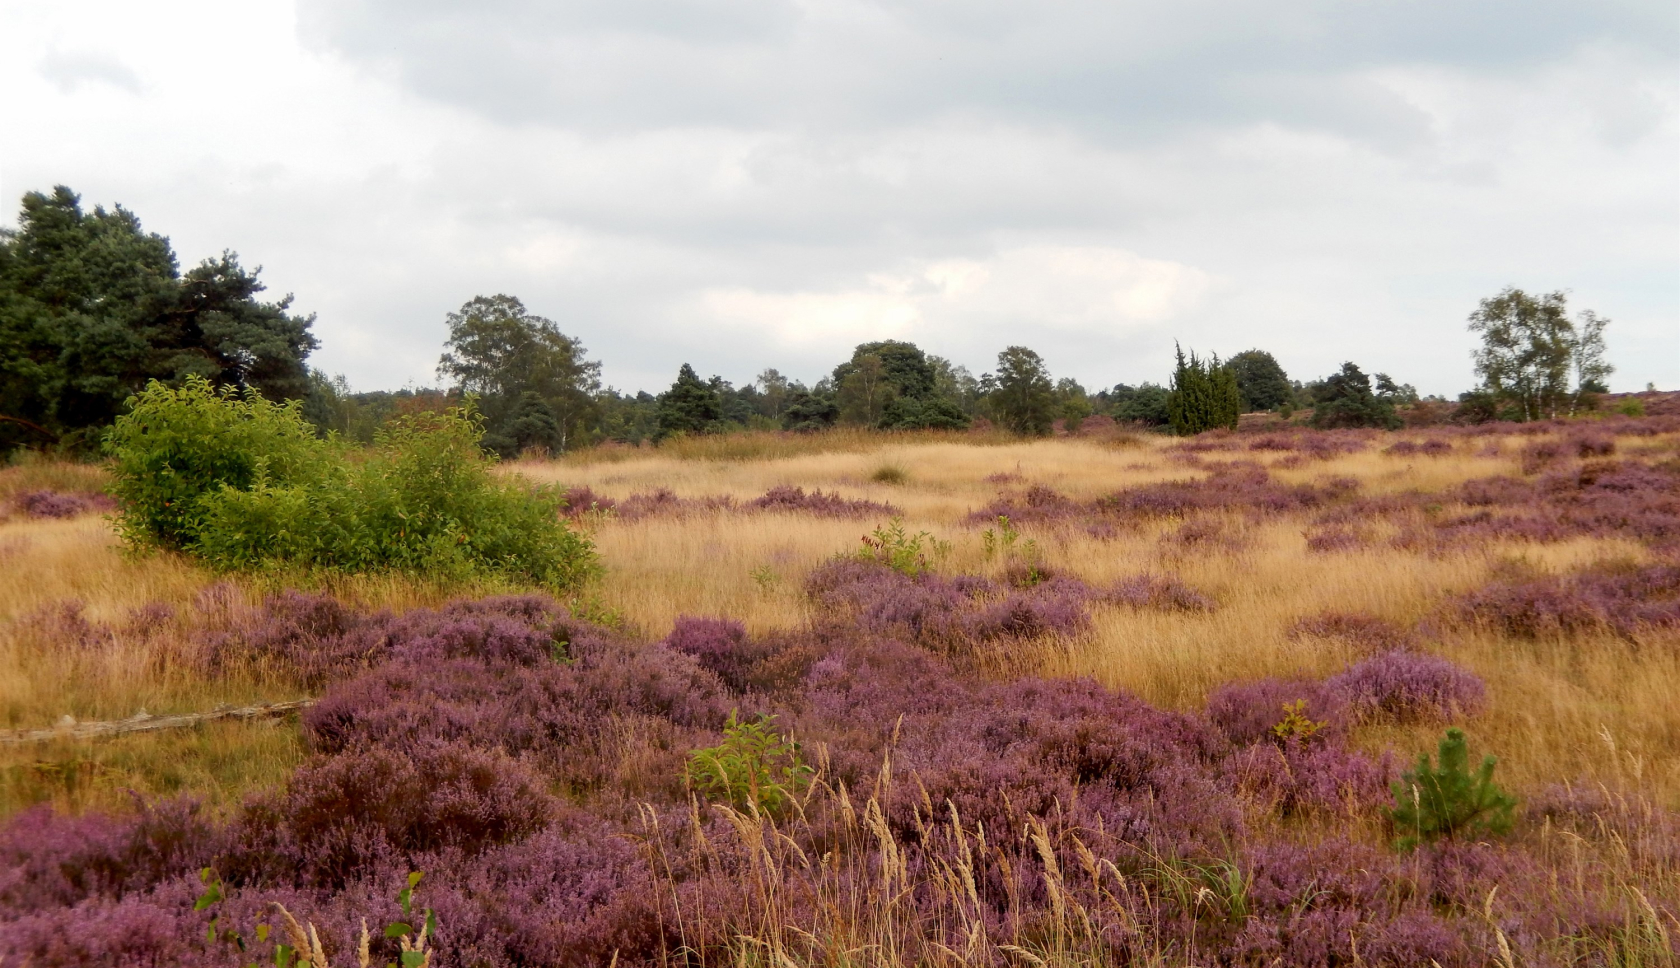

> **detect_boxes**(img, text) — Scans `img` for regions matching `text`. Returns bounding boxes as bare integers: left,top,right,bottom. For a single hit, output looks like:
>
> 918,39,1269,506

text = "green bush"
851,518,948,577
106,377,325,549
1388,728,1518,851
106,376,597,590
686,711,813,816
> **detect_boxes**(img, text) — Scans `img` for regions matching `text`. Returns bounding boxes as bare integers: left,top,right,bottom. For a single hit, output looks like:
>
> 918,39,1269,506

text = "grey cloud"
38,49,143,94
299,0,1673,146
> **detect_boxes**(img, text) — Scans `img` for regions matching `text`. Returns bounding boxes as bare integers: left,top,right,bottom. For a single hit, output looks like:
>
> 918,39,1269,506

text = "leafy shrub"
107,377,597,589
849,518,947,576
686,711,812,815
1389,728,1517,850
106,376,324,549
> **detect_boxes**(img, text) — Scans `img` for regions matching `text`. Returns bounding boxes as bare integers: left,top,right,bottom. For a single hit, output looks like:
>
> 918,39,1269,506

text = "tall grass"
559,425,1018,465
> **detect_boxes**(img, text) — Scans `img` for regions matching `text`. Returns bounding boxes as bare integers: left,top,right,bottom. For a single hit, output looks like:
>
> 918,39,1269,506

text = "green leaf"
385,922,413,939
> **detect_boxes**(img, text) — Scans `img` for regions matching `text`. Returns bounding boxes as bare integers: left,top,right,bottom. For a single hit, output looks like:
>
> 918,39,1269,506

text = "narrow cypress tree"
1167,344,1240,436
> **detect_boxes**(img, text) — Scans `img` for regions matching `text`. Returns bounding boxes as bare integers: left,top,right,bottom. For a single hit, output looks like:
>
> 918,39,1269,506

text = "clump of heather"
748,485,899,518
8,489,115,519
1385,438,1453,457
1451,563,1680,640
1288,611,1418,653
1304,526,1367,553
1205,677,1346,746
1432,459,1680,547
1326,651,1487,724
1102,572,1217,612
1520,433,1616,473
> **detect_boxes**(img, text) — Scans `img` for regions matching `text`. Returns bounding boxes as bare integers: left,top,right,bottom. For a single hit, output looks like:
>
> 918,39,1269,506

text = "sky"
2,0,1676,397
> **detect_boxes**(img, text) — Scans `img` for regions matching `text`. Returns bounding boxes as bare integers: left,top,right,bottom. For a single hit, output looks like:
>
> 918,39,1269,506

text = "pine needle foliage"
1167,344,1242,436
1389,728,1518,851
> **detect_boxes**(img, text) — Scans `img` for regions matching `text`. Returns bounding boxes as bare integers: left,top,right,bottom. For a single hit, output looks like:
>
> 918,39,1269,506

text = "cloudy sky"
3,0,1676,396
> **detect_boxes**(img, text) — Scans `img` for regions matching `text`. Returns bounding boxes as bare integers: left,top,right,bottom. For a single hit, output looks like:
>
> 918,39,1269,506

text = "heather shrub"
747,485,898,518
805,558,1095,651
249,741,555,887
107,378,597,590
1327,651,1487,724
1437,460,1680,547
1205,678,1346,746
8,489,115,519
1452,563,1680,640
1287,611,1417,653
1389,729,1518,850
664,616,753,688
686,711,813,815
1304,526,1366,553
1224,743,1393,817
1101,573,1217,612
0,799,220,915
1385,438,1453,457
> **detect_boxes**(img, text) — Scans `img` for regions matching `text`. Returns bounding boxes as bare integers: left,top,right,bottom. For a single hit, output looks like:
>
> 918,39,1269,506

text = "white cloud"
37,49,142,94
697,245,1216,375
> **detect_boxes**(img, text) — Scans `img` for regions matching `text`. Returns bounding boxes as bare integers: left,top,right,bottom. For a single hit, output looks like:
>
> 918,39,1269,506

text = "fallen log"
0,699,315,745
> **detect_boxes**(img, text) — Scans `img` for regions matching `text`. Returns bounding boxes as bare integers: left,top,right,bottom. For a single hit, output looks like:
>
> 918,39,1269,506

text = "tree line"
0,186,1626,456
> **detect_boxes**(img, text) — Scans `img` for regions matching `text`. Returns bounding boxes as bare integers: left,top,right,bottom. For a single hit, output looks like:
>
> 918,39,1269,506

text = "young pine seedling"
1389,728,1518,851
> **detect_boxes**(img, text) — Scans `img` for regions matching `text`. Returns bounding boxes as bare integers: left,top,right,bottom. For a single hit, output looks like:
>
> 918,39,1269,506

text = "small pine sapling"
1389,728,1517,850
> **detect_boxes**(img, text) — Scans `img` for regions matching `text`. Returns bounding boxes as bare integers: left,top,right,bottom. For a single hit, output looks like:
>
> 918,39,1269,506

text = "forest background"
0,185,1635,461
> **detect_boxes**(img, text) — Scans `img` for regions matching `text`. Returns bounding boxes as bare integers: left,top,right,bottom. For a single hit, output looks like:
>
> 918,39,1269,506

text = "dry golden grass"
3,425,1678,818
518,429,1680,806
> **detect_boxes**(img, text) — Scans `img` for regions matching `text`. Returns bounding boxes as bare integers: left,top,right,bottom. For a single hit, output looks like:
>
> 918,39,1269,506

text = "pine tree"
656,363,722,438
1389,728,1518,851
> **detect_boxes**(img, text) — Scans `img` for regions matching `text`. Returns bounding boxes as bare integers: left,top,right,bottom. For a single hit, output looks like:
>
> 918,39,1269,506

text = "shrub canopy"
106,376,597,589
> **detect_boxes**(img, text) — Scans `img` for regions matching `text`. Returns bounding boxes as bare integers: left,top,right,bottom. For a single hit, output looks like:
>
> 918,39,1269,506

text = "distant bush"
106,376,597,589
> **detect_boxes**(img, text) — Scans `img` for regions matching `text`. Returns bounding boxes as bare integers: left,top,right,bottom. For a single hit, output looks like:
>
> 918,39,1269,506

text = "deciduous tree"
992,346,1056,436
1467,288,1610,421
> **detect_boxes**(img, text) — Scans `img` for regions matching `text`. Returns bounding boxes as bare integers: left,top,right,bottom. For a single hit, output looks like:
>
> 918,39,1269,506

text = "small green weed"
981,514,1020,559
750,564,780,592
687,711,813,816
1389,728,1518,851
851,518,949,577
1272,700,1328,742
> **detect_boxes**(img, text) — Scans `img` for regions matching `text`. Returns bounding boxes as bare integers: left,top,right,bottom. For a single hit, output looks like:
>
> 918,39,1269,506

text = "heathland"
1,413,1677,966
